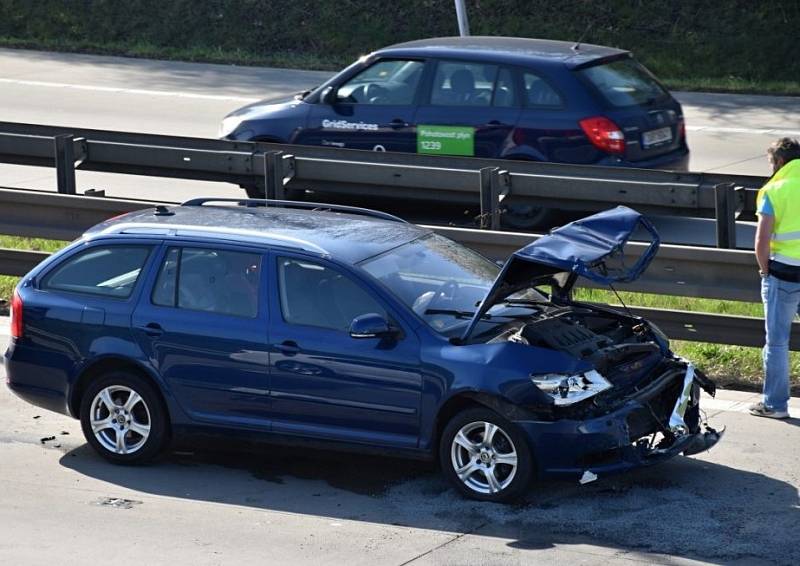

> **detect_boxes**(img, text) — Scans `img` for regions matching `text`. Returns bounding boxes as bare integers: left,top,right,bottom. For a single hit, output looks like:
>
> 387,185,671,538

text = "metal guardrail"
0,187,761,302
0,122,783,348
0,121,768,247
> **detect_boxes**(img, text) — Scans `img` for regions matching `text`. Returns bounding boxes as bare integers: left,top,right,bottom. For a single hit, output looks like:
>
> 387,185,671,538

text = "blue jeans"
761,274,800,412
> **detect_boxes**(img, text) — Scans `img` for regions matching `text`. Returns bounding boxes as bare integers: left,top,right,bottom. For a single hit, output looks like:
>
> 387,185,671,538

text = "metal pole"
714,182,737,249
479,167,501,230
54,134,76,195
454,0,470,36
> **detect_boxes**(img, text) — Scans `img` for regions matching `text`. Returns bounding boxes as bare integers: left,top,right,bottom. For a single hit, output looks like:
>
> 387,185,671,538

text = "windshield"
577,58,668,108
360,234,545,336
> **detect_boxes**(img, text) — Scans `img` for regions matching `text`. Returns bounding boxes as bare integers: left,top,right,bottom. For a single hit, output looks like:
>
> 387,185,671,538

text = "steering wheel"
364,83,390,104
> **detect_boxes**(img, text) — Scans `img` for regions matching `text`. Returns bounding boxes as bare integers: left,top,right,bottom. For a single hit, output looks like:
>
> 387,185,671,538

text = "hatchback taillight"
579,116,626,155
10,291,23,339
678,117,686,139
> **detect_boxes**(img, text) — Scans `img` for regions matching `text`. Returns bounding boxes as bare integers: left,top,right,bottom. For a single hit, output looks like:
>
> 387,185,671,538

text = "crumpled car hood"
462,206,660,342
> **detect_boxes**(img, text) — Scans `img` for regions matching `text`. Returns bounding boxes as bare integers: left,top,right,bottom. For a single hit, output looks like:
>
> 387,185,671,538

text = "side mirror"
349,313,394,339
320,85,336,105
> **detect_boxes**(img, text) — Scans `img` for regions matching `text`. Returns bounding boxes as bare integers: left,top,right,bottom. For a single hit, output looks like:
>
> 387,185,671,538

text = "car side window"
335,59,424,105
523,72,563,108
277,257,386,331
493,68,517,107
41,245,151,299
431,61,499,107
152,247,261,318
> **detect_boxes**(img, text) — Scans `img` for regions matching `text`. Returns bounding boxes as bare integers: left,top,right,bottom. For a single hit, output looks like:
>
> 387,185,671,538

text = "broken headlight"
531,370,613,406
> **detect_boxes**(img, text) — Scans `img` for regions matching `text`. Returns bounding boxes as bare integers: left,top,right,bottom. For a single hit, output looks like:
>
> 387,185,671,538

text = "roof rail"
180,198,409,224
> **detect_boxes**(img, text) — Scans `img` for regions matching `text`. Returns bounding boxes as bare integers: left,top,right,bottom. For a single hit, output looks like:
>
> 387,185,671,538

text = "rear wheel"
79,371,168,464
439,407,534,502
500,202,560,231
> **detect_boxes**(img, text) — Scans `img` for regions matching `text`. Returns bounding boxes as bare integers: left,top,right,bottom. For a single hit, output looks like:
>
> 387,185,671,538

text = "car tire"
439,407,534,502
79,371,169,464
500,202,560,231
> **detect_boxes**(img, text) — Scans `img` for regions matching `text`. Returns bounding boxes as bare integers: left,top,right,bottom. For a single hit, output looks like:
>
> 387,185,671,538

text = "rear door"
414,60,522,158
298,58,425,152
575,57,686,162
132,243,271,429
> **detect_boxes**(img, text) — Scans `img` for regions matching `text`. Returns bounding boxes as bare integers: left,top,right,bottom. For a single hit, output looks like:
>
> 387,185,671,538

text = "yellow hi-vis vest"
757,159,800,265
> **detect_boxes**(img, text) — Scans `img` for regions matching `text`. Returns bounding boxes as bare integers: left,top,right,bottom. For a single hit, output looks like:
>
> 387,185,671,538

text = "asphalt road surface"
1,321,799,565
1,48,799,247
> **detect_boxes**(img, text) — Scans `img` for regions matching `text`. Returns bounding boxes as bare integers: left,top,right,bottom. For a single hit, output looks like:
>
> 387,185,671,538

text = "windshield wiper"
425,308,488,320
426,307,535,321
501,298,545,308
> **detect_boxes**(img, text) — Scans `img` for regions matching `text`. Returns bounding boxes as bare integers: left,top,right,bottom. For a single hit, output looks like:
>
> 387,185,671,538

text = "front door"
414,60,522,158
268,253,422,448
297,58,425,153
132,243,271,429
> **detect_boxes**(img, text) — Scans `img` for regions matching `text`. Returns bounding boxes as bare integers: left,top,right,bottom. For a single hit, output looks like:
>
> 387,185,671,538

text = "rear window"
42,245,151,299
576,58,668,108
152,247,261,318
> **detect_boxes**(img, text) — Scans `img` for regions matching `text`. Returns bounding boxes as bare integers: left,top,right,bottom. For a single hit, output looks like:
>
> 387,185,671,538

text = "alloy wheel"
89,385,151,455
450,420,518,495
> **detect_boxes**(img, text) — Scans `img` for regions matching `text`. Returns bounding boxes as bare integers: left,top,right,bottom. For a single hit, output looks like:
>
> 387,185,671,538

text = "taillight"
10,291,23,339
579,116,626,155
678,117,686,139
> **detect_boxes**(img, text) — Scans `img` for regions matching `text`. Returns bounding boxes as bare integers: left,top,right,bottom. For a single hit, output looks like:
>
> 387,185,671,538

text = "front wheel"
79,371,169,464
439,407,534,502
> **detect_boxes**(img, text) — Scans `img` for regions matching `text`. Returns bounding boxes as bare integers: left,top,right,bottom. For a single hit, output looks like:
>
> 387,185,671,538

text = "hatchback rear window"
577,58,668,108
42,245,151,299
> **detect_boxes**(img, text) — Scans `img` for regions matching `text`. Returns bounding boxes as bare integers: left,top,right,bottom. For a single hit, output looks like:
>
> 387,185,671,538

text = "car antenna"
572,22,593,51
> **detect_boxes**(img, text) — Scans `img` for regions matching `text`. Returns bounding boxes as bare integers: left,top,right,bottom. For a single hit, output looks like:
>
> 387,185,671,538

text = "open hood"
461,206,660,342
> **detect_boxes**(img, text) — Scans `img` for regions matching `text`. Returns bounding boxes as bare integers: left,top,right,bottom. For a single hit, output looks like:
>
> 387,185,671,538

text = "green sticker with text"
417,125,475,156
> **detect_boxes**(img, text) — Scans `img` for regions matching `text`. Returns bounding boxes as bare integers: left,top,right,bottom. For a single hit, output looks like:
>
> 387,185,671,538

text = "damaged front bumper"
515,363,724,479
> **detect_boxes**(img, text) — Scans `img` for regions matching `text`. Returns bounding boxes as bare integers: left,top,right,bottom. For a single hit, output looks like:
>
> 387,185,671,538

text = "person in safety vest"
751,137,800,418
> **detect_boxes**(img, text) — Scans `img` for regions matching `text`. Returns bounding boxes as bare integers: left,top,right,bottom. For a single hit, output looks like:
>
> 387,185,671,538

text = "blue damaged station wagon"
220,36,689,201
5,200,721,501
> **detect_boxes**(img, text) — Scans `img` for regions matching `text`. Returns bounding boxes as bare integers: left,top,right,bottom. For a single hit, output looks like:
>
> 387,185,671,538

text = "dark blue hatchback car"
221,36,689,190
5,200,720,501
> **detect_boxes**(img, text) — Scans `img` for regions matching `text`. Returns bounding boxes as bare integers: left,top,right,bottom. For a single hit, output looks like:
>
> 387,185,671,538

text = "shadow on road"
60,440,799,565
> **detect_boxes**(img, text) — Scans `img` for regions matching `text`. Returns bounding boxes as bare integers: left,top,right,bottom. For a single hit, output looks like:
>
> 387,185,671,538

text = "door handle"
275,341,300,356
389,118,408,129
138,322,164,337
486,120,504,126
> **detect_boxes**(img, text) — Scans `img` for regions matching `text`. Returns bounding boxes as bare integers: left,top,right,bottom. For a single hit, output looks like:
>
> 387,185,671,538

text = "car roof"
376,36,628,69
84,203,431,263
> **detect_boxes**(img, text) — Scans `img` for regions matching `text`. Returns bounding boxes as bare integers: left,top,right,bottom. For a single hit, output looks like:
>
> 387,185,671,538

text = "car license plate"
642,126,672,148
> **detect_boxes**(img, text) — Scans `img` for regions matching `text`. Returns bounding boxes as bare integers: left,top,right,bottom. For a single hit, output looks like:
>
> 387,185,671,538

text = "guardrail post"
265,151,296,201
54,134,77,194
714,182,737,249
479,167,508,230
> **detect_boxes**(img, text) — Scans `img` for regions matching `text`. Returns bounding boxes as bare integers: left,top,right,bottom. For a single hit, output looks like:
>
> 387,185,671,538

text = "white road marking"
0,78,260,103
1,77,798,137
